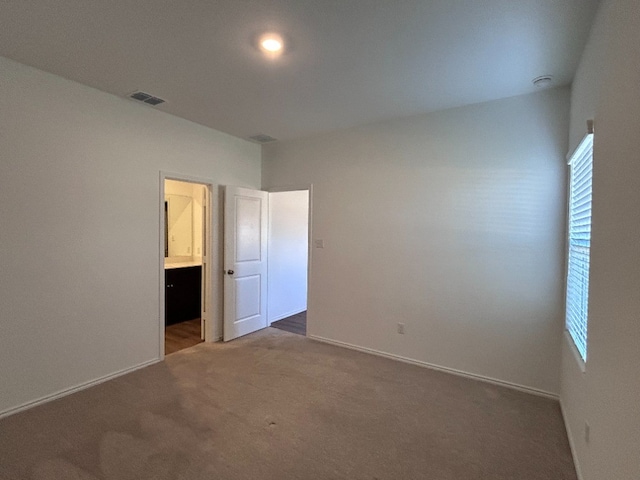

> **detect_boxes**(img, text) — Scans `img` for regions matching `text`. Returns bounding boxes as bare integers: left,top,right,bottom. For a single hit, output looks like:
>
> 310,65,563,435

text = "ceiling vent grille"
128,91,166,106
248,134,277,144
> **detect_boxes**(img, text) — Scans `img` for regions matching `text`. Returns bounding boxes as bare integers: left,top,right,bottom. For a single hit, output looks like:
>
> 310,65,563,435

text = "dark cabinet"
165,266,202,326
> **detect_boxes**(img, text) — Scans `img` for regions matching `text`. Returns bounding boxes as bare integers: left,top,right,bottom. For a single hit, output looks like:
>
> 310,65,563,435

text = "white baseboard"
559,399,584,480
309,335,559,400
0,358,161,419
268,308,306,325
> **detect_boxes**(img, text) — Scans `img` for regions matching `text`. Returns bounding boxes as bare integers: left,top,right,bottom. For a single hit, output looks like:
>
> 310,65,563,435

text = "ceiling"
0,0,600,142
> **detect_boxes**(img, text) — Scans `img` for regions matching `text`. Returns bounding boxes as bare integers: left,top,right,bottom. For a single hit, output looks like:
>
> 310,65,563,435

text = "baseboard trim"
309,335,558,400
268,308,306,325
559,399,584,480
0,358,161,419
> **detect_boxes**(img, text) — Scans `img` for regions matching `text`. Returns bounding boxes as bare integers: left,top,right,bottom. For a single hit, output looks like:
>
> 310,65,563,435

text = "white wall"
560,1,640,479
263,88,570,394
0,56,261,415
267,190,309,323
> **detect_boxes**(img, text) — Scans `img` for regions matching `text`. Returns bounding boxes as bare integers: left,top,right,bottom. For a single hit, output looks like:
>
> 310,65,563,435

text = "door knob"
227,270,234,275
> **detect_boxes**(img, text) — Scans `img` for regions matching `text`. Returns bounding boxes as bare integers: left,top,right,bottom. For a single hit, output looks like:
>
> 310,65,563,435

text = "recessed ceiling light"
532,75,554,88
258,32,284,57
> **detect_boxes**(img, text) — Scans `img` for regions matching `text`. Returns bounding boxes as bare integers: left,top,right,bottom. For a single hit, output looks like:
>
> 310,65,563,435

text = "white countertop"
164,260,202,269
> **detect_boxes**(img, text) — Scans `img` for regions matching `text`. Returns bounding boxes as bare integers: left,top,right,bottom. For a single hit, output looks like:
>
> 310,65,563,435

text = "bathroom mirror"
165,194,193,257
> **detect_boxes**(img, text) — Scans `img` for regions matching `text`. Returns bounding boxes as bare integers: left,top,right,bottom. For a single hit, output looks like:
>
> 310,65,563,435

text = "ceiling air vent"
248,134,277,144
128,91,166,106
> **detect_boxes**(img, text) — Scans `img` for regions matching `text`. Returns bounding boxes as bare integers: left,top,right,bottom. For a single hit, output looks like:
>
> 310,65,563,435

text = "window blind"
566,133,594,361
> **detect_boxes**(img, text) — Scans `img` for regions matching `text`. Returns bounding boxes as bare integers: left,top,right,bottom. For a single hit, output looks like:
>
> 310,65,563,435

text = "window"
565,133,594,362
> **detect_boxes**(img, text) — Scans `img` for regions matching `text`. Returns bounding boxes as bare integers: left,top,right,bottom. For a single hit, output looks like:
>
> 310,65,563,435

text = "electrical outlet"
584,422,590,443
397,323,405,334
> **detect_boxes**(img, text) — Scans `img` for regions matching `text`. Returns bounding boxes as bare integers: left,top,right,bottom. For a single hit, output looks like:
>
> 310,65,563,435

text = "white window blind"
566,133,594,361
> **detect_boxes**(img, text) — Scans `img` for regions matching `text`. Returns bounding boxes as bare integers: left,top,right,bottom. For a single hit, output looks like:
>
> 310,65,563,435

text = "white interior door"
223,186,268,341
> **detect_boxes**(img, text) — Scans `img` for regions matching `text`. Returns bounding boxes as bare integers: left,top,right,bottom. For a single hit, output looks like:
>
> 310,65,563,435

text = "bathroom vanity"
165,264,201,326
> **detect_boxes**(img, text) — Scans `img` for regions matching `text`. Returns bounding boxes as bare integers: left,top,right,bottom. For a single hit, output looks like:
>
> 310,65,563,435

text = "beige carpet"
0,328,576,480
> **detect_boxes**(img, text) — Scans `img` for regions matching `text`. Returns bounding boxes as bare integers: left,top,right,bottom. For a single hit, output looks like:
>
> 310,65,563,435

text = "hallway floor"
270,311,306,336
165,318,202,355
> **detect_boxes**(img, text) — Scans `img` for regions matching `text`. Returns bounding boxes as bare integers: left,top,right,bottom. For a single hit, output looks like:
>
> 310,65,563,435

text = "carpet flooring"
0,328,576,480
270,311,306,336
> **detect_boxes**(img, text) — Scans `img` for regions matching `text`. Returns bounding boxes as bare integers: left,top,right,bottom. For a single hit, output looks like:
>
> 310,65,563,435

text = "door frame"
265,184,313,332
159,171,218,358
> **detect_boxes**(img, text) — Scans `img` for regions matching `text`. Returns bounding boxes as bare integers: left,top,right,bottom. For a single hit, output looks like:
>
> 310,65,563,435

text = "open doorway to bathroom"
163,178,209,354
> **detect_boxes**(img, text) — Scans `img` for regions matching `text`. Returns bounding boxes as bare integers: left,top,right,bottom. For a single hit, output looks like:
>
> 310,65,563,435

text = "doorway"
266,189,310,336
161,176,213,356
222,186,311,341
